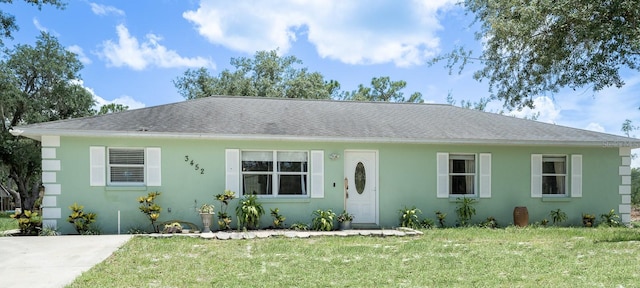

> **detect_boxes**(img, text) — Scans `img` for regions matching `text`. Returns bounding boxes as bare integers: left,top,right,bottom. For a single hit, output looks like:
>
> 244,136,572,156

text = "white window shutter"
146,148,162,186
310,150,324,198
571,154,582,198
436,153,449,198
531,154,542,198
479,153,491,198
225,149,240,193
90,146,105,186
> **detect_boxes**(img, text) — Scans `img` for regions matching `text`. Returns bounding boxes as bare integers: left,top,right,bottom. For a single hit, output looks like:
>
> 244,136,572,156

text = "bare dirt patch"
632,206,640,222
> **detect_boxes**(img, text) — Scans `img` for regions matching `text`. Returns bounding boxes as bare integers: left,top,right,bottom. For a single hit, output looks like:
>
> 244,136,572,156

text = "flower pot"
513,206,529,227
339,221,352,230
200,213,214,233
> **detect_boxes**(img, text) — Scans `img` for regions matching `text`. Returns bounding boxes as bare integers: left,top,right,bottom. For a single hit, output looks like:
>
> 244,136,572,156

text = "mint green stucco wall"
48,136,623,234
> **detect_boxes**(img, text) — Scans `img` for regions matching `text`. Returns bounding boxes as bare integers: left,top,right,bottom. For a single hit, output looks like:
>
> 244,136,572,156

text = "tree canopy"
437,0,640,110
0,31,94,209
340,76,423,103
0,0,65,47
175,50,422,103
174,50,340,100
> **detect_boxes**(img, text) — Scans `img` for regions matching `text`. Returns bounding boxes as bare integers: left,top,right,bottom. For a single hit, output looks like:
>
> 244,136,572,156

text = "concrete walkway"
0,234,132,287
147,227,423,239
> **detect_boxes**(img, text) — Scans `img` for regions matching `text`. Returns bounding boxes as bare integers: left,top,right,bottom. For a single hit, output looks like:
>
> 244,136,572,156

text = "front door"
344,150,377,224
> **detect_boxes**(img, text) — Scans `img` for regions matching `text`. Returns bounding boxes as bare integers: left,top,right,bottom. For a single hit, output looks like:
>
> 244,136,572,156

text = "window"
542,156,566,195
449,154,476,195
108,148,145,185
241,151,308,196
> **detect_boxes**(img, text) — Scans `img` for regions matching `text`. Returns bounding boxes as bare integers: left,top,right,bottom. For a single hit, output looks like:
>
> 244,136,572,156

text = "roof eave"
15,128,639,148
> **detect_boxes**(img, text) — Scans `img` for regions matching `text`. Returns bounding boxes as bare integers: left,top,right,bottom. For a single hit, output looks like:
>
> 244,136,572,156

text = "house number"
184,155,205,174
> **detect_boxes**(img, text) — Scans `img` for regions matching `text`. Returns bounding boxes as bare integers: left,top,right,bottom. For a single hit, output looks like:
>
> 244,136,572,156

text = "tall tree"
0,0,65,47
435,0,640,110
0,31,94,209
341,76,423,103
97,103,129,115
174,50,340,100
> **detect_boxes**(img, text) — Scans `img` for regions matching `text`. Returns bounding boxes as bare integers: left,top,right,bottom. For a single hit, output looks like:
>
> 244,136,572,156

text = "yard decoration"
513,206,529,227
337,210,354,230
198,203,215,233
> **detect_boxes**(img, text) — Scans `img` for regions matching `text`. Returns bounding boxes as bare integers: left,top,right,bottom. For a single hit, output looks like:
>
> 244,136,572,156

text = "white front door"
344,150,377,224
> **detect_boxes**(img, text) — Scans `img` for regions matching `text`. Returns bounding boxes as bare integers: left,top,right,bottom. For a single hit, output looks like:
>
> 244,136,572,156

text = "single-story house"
11,96,640,234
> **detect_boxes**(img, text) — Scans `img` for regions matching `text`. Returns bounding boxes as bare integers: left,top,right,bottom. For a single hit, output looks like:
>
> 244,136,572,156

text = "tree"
435,0,640,110
341,76,423,103
632,167,640,206
0,0,65,47
97,103,129,115
0,31,94,209
174,50,340,100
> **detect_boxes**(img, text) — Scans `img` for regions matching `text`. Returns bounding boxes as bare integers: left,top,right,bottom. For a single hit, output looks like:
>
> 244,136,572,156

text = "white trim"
479,153,491,198
619,185,631,195
239,150,310,197
41,135,60,147
225,149,240,193
570,154,582,198
622,214,631,224
619,166,631,176
42,172,56,183
310,150,324,198
622,176,631,185
146,147,162,186
17,129,639,147
619,147,631,156
622,195,631,204
43,184,61,195
531,154,542,198
622,156,631,166
42,160,61,171
436,153,449,198
41,196,56,207
619,204,631,214
90,146,106,186
42,207,61,219
41,147,56,159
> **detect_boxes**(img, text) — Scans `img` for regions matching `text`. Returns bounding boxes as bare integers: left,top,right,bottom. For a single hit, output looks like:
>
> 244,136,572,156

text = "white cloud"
89,3,125,17
72,79,146,111
33,18,47,32
98,24,215,70
508,96,561,124
585,122,605,133
67,45,92,65
183,0,456,67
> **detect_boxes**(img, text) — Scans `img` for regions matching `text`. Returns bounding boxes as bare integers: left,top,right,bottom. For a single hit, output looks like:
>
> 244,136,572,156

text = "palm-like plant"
235,195,265,229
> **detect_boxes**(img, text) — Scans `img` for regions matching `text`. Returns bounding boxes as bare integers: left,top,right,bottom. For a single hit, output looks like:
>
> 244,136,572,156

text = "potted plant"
198,203,215,233
337,210,354,230
582,213,596,227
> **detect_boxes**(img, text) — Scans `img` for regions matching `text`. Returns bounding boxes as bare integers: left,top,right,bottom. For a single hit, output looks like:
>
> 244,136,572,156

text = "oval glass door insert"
354,162,366,194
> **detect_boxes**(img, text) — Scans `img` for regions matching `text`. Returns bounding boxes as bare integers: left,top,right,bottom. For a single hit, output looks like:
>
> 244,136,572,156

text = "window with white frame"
108,148,145,185
241,151,308,196
449,154,476,195
542,156,566,195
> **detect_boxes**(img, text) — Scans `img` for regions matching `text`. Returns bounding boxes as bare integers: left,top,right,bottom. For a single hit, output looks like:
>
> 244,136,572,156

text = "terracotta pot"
513,206,529,227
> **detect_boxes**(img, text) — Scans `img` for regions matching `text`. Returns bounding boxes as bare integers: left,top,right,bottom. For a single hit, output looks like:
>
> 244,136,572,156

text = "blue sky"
6,1,640,142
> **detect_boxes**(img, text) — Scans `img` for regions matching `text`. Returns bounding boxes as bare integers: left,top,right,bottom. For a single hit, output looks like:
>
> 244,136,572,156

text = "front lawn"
69,227,640,287
0,212,18,233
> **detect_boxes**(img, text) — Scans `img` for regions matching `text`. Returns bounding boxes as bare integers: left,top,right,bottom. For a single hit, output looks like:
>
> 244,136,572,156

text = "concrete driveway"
0,234,132,287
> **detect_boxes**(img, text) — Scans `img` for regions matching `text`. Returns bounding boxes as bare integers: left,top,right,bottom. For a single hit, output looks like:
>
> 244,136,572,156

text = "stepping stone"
230,233,243,240
217,232,230,240
200,232,215,239
296,232,311,238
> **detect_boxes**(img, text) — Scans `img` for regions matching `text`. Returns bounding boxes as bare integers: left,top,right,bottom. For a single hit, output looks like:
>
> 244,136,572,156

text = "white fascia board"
16,128,640,147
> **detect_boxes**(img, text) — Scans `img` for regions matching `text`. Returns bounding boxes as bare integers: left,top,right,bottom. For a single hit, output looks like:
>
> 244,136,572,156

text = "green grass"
68,227,640,287
0,212,18,232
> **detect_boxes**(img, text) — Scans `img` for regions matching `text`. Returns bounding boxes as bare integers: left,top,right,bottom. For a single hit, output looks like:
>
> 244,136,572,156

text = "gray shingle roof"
14,96,640,146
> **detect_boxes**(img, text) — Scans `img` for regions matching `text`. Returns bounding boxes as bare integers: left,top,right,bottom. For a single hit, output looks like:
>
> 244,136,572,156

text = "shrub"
455,197,476,226
215,190,236,230
435,211,447,228
137,192,161,232
66,202,97,234
398,206,422,229
312,209,336,231
10,210,41,235
600,209,624,227
270,208,286,229
290,222,309,231
420,218,435,229
550,208,567,225
236,195,265,230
